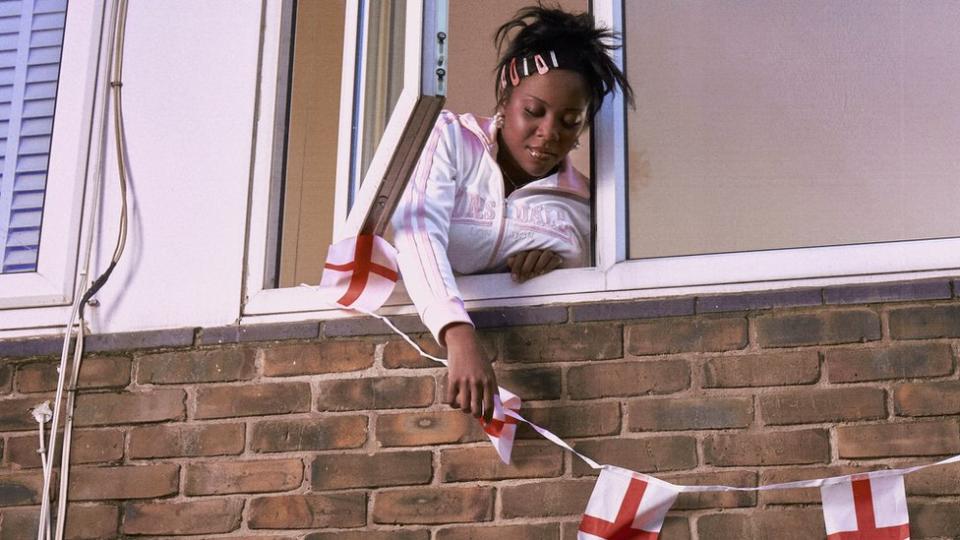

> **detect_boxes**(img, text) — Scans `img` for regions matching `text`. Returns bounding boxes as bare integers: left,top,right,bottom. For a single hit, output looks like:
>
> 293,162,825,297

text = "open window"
244,0,960,324
0,0,107,309
244,0,447,314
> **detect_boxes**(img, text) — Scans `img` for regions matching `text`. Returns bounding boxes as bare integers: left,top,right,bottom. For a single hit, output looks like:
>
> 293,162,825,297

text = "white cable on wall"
35,0,132,538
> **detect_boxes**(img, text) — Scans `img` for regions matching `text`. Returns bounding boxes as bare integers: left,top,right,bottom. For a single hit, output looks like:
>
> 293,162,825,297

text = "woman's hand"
507,249,563,283
443,323,498,422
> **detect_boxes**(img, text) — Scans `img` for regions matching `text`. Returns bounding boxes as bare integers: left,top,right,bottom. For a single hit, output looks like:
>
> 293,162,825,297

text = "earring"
494,112,504,129
573,138,581,149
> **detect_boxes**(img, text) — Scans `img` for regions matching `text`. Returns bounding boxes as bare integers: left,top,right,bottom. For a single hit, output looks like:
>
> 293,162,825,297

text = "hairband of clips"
499,49,577,89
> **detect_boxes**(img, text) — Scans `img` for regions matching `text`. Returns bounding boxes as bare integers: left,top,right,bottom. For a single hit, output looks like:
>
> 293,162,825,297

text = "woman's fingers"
519,249,541,277
457,383,472,414
483,380,496,423
446,379,459,408
532,249,556,275
509,249,563,282
471,380,484,418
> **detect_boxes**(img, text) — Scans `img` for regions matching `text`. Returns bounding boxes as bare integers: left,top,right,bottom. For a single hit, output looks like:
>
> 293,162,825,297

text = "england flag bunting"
479,386,521,464
578,467,679,540
319,235,399,312
820,473,910,540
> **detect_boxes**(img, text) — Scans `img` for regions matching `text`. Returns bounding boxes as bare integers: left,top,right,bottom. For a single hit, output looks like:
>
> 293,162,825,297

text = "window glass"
625,1,960,259
356,0,405,192
273,0,345,288
0,0,67,273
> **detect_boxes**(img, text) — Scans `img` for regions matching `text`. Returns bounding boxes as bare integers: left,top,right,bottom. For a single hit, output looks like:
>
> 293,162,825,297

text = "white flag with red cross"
319,235,399,312
578,466,679,540
820,473,910,540
478,386,521,464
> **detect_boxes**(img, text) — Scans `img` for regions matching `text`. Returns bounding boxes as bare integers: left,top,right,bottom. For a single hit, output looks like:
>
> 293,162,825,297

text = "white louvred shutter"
0,0,67,273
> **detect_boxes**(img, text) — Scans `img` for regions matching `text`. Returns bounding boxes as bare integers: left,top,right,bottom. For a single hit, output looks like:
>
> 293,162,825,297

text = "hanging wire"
36,0,131,538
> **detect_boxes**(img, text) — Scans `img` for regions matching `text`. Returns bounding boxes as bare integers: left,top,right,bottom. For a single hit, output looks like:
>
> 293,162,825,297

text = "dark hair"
493,4,634,120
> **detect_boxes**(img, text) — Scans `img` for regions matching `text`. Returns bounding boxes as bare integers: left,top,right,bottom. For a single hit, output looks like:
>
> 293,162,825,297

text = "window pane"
0,0,66,273
625,1,960,259
274,0,345,288
356,0,405,189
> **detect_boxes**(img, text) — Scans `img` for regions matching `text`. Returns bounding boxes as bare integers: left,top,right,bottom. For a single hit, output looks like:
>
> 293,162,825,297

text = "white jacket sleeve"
392,112,474,344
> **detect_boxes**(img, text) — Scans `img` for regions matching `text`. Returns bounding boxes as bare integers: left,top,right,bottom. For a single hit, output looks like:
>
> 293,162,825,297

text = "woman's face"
497,69,590,183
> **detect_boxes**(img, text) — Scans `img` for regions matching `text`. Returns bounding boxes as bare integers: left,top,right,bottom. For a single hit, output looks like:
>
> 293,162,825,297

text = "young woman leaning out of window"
391,5,634,421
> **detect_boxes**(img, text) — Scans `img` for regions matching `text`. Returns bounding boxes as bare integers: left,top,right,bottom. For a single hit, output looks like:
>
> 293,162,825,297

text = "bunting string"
307,235,958,538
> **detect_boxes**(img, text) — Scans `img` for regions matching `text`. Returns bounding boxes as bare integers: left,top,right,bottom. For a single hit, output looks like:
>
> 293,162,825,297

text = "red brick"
128,423,244,458
909,501,960,538
62,503,120,539
838,420,960,458
122,499,243,535
0,504,119,540
518,403,620,439
562,517,690,540
311,451,432,490
627,396,753,431
667,470,757,509
305,532,429,540
755,309,880,347
889,304,960,339
760,387,887,425
0,507,39,539
16,356,130,392
0,364,11,395
490,367,561,400
248,493,367,529
500,479,595,518
73,389,184,426
501,324,622,363
626,316,747,355
68,464,178,500
906,462,960,496
137,348,255,384
195,382,310,419
0,395,55,431
251,415,367,452
383,334,448,369
376,411,486,447
437,523,559,540
704,429,830,466
567,360,689,400
6,429,123,468
373,486,494,524
697,507,825,540
184,459,302,495
0,471,44,506
440,443,563,482
703,350,820,387
315,376,434,411
261,341,374,376
826,343,953,383
759,465,868,504
571,437,697,476
895,380,960,416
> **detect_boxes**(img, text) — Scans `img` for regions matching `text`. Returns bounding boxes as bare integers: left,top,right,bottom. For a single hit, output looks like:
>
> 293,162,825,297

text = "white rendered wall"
0,0,263,336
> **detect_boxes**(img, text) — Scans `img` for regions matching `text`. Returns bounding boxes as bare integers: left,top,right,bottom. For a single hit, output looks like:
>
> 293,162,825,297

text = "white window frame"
242,0,960,325
0,0,107,310
245,0,447,316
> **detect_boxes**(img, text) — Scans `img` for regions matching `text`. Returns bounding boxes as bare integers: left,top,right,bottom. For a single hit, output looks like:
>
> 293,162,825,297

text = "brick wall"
1,279,959,539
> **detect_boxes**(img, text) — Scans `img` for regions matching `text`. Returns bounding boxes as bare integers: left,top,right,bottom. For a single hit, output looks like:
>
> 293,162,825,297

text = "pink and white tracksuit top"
391,110,591,343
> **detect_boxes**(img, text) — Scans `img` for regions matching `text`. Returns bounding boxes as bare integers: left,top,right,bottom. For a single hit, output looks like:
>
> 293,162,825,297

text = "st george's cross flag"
479,386,521,464
820,473,910,540
319,235,399,312
578,467,679,540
